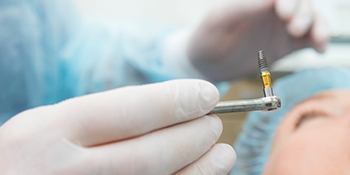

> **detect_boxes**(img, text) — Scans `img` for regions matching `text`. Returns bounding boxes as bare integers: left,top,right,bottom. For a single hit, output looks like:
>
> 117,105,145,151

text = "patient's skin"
263,90,350,175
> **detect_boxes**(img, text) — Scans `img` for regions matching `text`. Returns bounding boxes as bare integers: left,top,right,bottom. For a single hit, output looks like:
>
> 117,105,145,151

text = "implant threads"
258,50,274,97
258,50,268,71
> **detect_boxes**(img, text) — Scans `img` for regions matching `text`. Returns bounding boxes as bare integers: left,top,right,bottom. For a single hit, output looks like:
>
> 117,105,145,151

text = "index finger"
53,79,219,146
310,13,329,53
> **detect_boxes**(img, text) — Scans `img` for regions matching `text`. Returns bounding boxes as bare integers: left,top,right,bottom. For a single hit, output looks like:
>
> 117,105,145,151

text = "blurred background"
73,0,350,144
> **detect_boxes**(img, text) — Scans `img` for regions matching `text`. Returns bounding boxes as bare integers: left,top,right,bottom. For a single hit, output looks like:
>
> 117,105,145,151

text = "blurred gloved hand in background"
188,0,329,81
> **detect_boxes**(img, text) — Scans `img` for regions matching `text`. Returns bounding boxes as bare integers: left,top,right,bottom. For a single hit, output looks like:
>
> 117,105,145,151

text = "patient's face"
263,90,350,175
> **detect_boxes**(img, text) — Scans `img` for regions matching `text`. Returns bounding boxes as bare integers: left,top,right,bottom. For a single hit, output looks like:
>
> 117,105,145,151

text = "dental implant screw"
258,50,274,97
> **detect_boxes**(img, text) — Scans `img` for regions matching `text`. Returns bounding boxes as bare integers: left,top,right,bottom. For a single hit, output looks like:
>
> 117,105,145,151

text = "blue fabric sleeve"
0,0,78,122
62,25,180,96
0,0,210,124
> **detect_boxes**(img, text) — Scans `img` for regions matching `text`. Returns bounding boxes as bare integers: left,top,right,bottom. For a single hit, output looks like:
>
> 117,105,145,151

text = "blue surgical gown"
0,0,192,124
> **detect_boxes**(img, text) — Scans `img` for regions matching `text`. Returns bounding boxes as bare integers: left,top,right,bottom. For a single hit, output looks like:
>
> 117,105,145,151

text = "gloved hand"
188,0,329,81
0,80,235,175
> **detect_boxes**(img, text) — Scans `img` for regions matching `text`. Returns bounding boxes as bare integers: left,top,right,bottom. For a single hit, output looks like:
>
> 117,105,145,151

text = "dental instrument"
211,50,281,114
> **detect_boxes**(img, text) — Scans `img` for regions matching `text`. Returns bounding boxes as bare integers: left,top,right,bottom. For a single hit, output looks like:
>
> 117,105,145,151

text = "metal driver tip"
258,50,268,70
258,50,264,58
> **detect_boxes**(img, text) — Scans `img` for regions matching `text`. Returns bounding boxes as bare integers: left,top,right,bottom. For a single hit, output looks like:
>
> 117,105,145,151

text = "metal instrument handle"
211,96,281,114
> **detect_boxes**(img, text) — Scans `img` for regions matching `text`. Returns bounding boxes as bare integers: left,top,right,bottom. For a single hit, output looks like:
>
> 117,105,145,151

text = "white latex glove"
188,0,329,81
0,80,235,175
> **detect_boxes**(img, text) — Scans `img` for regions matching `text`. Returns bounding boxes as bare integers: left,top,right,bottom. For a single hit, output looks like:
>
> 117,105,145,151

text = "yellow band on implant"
261,71,272,88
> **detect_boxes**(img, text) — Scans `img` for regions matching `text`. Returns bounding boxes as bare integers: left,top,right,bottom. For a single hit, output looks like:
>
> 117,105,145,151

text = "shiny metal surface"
210,50,282,114
211,96,281,114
